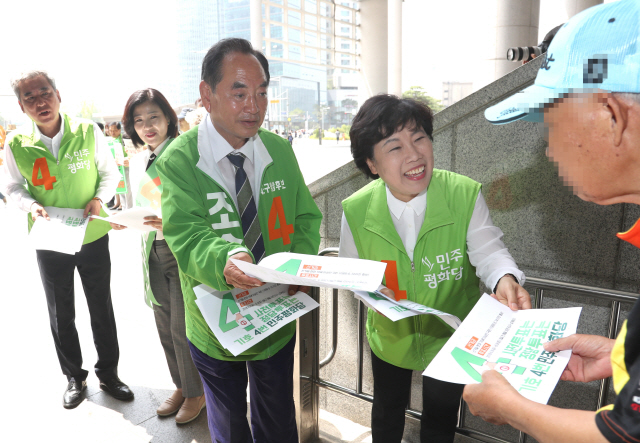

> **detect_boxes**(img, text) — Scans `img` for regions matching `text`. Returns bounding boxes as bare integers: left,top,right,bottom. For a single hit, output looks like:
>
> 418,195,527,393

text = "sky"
0,0,616,127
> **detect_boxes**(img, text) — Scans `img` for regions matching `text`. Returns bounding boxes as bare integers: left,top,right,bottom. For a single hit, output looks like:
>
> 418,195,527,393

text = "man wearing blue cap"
464,1,640,442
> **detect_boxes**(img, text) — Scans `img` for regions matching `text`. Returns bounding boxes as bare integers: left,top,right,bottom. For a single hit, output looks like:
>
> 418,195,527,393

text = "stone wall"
307,57,640,442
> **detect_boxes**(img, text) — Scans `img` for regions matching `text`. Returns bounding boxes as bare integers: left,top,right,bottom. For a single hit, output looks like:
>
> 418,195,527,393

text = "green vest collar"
363,180,406,254
25,113,77,154
419,177,455,242
363,178,456,255
59,114,78,150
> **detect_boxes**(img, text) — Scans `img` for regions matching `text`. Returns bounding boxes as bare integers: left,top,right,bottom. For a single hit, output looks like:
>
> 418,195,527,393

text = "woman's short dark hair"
349,94,434,180
122,88,178,147
201,38,270,90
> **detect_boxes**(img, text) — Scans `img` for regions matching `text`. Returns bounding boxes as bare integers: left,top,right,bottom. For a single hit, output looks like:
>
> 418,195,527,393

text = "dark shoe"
63,380,87,409
99,377,134,401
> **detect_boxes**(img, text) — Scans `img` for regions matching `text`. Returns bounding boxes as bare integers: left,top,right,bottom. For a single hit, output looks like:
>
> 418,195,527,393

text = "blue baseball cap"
485,0,640,125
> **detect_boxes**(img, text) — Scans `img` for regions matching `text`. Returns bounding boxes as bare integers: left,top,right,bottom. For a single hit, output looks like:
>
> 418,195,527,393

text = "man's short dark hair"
109,122,121,130
122,88,178,147
97,122,105,131
349,94,434,179
201,38,270,91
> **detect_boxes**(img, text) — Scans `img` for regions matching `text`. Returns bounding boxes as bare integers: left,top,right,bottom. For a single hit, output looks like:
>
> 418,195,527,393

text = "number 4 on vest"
32,157,57,190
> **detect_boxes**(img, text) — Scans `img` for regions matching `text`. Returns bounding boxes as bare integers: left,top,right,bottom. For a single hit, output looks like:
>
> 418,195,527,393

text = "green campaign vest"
342,170,482,371
136,140,172,308
9,114,111,244
157,127,322,361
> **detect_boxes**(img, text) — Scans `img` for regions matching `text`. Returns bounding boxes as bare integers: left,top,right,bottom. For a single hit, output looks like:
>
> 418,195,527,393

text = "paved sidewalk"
0,194,379,443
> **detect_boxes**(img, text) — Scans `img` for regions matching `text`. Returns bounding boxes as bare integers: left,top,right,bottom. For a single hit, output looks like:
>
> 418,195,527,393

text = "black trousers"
371,350,464,443
36,234,119,382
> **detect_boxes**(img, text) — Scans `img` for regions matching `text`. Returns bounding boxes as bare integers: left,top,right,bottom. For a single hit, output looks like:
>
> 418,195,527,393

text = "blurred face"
132,101,170,150
104,125,110,136
200,52,268,149
543,93,627,205
110,124,121,138
17,75,61,135
366,125,434,202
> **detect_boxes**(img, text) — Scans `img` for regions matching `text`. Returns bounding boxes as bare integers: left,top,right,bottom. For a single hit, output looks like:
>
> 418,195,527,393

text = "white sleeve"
1,141,37,212
93,125,120,203
338,212,360,259
466,192,525,291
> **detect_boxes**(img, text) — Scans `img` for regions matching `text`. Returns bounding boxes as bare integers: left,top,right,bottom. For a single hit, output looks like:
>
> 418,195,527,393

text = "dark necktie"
146,153,156,171
227,153,265,262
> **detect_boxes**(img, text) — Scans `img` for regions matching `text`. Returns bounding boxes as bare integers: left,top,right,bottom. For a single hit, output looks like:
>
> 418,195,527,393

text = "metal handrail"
311,247,639,443
318,248,340,369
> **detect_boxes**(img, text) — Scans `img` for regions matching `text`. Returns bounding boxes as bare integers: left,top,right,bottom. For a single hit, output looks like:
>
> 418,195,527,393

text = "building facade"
165,0,362,132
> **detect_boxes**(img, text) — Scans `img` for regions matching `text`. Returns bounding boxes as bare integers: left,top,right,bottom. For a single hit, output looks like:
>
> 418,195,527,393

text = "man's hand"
463,370,520,425
379,286,396,299
287,285,310,296
30,202,50,221
116,158,130,167
109,222,127,230
83,198,102,221
143,215,163,231
492,275,531,310
543,334,614,382
223,252,264,289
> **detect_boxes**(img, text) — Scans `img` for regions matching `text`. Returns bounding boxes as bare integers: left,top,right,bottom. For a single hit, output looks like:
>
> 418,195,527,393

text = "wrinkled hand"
109,222,127,230
30,202,50,221
143,215,163,231
463,370,520,425
492,275,531,310
83,199,102,221
543,334,614,382
223,252,264,289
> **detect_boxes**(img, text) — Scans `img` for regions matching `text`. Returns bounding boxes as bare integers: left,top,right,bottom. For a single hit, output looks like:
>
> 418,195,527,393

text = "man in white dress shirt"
2,70,133,409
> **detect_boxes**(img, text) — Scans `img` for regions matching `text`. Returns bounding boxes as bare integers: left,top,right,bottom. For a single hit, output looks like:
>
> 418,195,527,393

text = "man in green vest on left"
2,70,134,409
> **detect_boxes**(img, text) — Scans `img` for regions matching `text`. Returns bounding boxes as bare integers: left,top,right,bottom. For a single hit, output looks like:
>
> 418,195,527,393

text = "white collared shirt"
205,115,258,209
143,137,170,166
339,184,525,291
1,113,120,212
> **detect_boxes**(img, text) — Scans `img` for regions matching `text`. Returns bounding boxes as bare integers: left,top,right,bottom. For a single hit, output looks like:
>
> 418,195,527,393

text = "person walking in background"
2,70,133,409
110,122,133,209
177,107,193,134
156,38,322,443
114,88,206,425
0,145,6,208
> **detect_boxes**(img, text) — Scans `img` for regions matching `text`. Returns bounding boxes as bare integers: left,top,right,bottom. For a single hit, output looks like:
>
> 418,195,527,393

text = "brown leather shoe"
157,389,184,417
175,394,206,424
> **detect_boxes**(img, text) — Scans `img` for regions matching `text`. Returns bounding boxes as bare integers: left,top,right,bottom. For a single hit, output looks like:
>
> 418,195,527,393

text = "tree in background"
402,86,444,113
77,100,99,120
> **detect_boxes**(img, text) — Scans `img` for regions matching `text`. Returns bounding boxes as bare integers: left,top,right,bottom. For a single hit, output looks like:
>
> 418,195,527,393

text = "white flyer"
423,294,582,404
231,252,387,292
91,207,160,232
193,282,319,356
29,207,89,255
353,289,462,329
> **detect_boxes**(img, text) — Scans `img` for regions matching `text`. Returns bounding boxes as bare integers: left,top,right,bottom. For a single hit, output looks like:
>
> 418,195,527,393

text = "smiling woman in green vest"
116,88,205,425
340,94,532,443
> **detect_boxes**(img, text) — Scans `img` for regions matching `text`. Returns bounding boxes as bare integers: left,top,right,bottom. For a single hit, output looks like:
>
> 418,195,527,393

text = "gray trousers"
149,239,203,398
